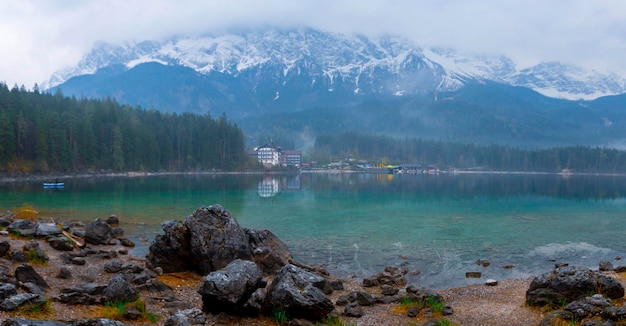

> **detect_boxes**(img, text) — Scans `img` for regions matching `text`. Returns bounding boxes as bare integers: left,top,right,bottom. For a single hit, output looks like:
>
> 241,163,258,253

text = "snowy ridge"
45,28,626,100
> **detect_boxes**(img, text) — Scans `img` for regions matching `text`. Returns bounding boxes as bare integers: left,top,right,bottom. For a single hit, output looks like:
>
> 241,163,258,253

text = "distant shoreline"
2,168,626,184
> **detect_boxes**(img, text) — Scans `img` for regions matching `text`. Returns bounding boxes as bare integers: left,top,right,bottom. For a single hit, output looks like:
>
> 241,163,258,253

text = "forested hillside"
314,132,626,173
0,83,246,173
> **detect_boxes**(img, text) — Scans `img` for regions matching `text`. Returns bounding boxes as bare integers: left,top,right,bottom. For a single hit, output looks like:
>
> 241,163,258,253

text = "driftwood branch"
50,217,86,248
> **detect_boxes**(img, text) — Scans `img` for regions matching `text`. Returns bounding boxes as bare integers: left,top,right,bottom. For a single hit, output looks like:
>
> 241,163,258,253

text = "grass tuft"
426,295,445,314
19,297,53,318
26,249,48,265
99,299,158,323
319,315,356,326
272,307,288,326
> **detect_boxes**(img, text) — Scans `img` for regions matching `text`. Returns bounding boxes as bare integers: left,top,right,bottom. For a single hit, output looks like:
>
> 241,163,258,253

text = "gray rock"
8,251,28,262
47,237,74,251
1,318,69,326
330,280,344,290
71,257,86,265
376,293,403,304
21,282,45,295
84,219,112,245
0,217,12,227
147,205,292,275
7,219,38,236
36,222,62,237
62,283,106,295
124,306,142,320
344,302,363,317
198,259,264,315
352,291,376,306
0,283,17,301
362,277,379,287
264,264,334,321
599,260,614,272
110,227,124,239
381,284,399,296
104,260,123,273
187,205,252,274
135,278,172,293
163,315,191,326
118,238,135,247
245,228,292,274
0,259,11,283
105,215,119,226
0,293,46,311
466,271,481,278
102,274,137,303
57,292,98,305
242,288,266,314
526,266,625,307
614,266,626,273
56,267,72,279
335,293,351,306
72,319,126,326
146,220,192,273
602,306,626,320
407,306,419,317
15,264,49,289
405,285,443,303
485,279,498,286
0,241,10,257
164,308,207,326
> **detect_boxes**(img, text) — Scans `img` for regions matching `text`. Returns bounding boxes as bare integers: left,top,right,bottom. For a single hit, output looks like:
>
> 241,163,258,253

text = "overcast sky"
1,0,626,88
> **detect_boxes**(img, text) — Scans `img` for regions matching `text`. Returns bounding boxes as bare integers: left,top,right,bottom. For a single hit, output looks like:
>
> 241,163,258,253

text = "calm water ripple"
1,172,625,289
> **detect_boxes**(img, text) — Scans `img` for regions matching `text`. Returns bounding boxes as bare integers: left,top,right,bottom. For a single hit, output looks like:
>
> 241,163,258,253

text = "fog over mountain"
47,27,626,149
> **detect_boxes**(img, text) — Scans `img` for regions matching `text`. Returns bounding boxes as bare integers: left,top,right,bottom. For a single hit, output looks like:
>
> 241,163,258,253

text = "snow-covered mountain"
46,27,626,101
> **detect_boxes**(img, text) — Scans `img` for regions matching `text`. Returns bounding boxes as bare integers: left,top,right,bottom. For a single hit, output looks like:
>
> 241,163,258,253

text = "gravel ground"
0,234,584,326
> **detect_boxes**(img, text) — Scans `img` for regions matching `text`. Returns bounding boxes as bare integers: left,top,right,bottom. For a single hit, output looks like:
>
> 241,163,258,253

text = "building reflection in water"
257,175,301,198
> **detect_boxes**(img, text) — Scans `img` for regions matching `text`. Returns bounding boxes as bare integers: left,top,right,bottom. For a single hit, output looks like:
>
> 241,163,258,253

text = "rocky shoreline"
1,205,626,325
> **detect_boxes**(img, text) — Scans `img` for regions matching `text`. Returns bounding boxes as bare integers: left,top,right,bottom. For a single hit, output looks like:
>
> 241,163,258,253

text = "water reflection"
257,175,302,198
258,177,280,198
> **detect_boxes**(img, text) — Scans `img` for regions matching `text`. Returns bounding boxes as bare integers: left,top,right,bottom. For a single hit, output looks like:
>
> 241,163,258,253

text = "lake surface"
2,172,626,289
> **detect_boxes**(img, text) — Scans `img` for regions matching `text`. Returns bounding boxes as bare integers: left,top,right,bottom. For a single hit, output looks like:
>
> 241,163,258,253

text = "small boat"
43,182,64,189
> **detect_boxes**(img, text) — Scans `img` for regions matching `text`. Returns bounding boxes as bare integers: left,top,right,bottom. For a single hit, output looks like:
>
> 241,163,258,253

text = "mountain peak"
47,27,626,101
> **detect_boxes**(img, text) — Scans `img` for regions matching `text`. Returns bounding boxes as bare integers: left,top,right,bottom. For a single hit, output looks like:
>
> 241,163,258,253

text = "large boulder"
245,228,292,274
198,259,265,315
186,205,252,274
526,266,625,306
146,220,192,273
84,219,113,245
264,264,334,321
147,204,292,275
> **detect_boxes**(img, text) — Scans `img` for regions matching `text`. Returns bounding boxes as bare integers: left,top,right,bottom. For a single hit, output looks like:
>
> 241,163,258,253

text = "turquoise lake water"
1,172,626,289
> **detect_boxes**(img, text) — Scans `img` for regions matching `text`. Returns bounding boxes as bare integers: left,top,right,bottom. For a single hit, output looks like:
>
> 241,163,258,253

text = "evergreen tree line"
0,83,246,173
313,132,626,173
